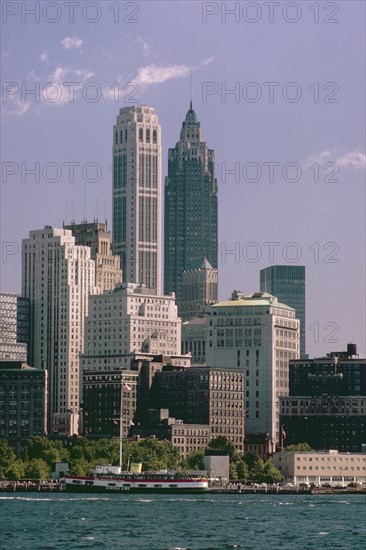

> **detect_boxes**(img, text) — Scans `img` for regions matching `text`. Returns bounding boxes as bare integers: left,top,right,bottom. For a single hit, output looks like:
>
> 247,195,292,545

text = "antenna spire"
190,68,193,110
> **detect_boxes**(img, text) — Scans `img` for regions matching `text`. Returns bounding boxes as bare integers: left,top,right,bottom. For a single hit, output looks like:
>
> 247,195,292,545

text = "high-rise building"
64,220,122,293
205,290,300,448
260,265,306,358
81,283,182,372
180,258,218,320
0,293,29,362
22,227,95,435
280,344,366,452
164,103,218,311
112,105,162,294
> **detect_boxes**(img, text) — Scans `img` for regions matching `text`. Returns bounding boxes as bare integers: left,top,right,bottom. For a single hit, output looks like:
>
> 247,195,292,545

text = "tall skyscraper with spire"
112,105,162,294
164,103,218,311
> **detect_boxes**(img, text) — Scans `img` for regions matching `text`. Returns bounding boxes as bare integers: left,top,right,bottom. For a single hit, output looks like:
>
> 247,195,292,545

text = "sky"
1,0,365,358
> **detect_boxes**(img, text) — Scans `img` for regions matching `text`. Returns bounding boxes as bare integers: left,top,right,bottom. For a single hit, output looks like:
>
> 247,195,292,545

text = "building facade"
22,227,95,435
0,293,29,362
64,220,122,293
273,450,366,486
112,105,162,294
205,290,300,447
150,366,245,452
164,103,218,311
181,317,208,364
81,283,182,372
180,258,218,320
0,361,47,452
280,347,366,452
82,369,138,438
260,265,306,358
171,423,210,459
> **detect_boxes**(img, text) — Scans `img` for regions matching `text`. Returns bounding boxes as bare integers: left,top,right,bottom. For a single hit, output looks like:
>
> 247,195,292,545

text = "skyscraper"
164,103,218,310
22,227,95,435
260,265,306,358
64,219,122,293
180,258,218,320
112,105,162,294
205,290,300,448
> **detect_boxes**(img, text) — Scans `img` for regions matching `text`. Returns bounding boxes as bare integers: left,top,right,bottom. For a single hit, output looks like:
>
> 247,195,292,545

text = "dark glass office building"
260,265,306,357
164,103,218,310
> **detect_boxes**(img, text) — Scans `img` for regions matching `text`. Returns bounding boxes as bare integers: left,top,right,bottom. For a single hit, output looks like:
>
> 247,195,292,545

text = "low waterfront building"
204,450,230,481
273,450,366,486
0,361,47,453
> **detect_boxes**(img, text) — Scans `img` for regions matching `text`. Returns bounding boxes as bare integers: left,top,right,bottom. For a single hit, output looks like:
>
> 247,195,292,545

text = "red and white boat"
64,465,208,494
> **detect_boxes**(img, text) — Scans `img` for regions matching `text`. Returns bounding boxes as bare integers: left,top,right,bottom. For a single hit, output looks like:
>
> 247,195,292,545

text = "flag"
123,382,132,391
112,418,119,425
129,420,134,426
282,429,287,440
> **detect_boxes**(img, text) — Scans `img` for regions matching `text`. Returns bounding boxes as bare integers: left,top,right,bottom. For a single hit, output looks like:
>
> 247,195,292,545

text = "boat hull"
64,484,208,494
64,475,208,494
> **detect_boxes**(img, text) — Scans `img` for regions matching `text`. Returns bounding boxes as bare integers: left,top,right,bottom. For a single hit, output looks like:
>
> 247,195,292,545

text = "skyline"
1,1,365,358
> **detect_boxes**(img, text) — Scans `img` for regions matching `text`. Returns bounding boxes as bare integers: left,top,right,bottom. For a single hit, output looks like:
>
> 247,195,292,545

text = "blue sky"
1,1,365,357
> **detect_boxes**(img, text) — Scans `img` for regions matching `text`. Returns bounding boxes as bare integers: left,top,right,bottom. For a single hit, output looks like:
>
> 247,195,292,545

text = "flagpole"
119,372,123,471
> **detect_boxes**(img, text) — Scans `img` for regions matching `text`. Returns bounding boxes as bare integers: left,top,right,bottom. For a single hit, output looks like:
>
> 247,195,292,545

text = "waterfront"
1,493,365,549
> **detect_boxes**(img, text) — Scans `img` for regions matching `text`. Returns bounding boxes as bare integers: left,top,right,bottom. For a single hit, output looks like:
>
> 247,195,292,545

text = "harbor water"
1,493,365,549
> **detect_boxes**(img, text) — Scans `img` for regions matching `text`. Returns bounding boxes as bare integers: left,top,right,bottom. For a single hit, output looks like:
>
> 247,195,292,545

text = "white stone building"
205,290,300,447
273,450,366,486
112,105,162,295
22,227,95,435
81,283,181,371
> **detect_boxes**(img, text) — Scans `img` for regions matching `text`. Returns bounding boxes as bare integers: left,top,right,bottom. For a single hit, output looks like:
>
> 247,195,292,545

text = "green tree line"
0,436,310,482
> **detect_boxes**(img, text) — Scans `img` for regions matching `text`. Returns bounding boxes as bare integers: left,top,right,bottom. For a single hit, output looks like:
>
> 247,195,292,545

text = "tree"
236,460,249,481
180,448,205,470
284,443,314,452
125,439,181,471
24,458,51,480
6,459,25,480
229,462,238,479
23,436,69,467
242,451,261,471
249,458,282,483
207,437,238,461
69,458,90,477
0,440,17,478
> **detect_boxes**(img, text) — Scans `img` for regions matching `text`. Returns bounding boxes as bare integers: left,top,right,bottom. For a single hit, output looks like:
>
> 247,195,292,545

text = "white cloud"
49,66,94,82
200,56,215,66
336,151,366,170
2,95,30,117
61,36,83,50
44,66,94,105
305,150,365,171
305,150,332,165
133,64,190,87
136,36,151,56
39,51,48,62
